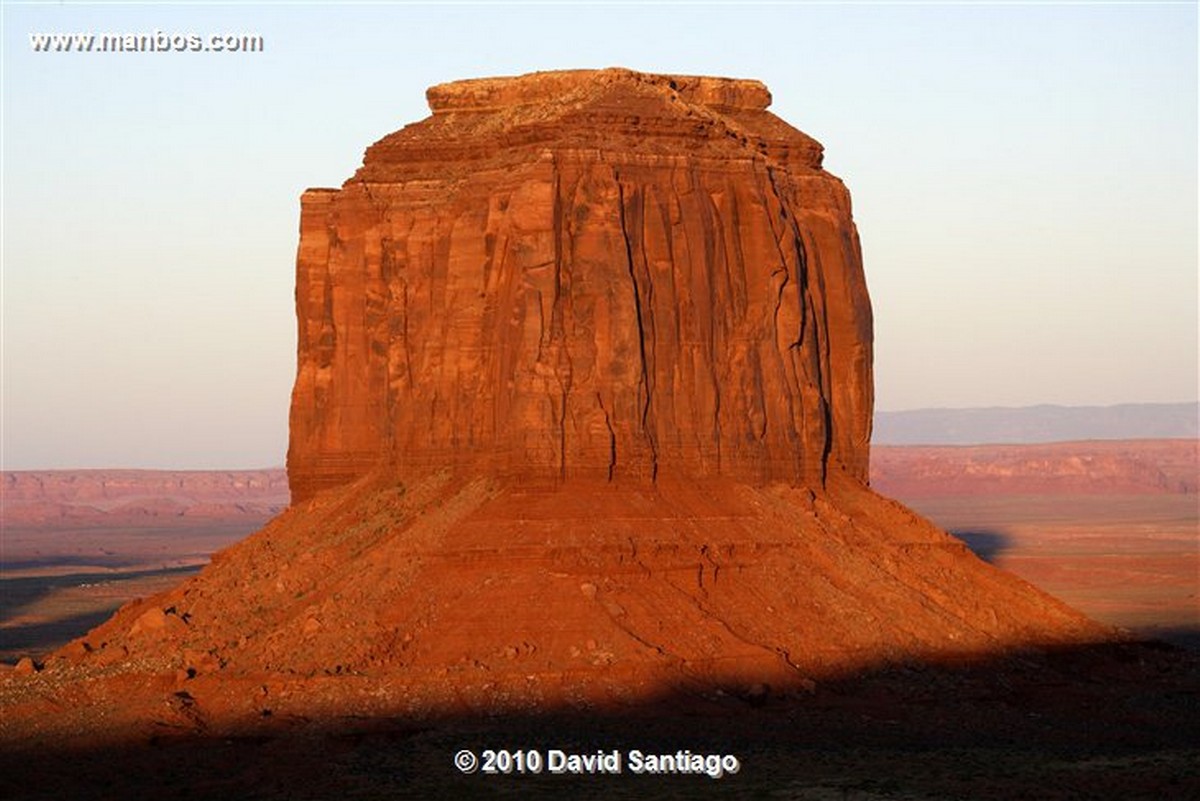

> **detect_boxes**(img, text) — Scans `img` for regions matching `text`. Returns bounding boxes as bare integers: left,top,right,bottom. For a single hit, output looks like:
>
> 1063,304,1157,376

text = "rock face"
288,69,873,501
1,70,1114,748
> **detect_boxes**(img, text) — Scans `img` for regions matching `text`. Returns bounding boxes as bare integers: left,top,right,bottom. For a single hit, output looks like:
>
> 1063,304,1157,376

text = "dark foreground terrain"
2,640,1197,800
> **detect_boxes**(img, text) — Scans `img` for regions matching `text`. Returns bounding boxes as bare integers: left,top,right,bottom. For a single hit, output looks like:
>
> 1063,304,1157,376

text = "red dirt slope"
1,470,1106,748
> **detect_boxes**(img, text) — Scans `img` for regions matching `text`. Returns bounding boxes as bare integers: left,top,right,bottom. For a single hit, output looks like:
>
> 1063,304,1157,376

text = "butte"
2,69,1109,739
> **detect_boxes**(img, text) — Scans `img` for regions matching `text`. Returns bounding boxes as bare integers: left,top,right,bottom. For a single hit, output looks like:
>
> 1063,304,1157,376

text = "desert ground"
899,494,1198,648
872,439,1198,650
1,470,286,663
1,522,270,663
1,443,1196,799
4,443,1194,664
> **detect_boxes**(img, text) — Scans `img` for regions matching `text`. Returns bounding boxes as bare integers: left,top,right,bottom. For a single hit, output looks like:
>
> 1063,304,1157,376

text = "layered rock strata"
288,68,873,500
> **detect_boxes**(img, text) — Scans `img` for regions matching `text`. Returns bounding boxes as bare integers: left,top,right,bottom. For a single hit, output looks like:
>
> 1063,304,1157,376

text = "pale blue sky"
2,2,1196,469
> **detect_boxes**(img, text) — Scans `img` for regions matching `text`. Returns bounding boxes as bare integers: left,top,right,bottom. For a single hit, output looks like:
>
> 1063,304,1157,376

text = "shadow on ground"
947,529,1012,563
0,565,202,626
0,565,206,662
1131,625,1200,652
3,639,1198,800
0,610,120,657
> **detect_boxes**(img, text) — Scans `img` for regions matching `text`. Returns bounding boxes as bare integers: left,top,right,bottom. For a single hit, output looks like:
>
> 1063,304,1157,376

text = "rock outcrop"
1,70,1116,748
287,68,873,501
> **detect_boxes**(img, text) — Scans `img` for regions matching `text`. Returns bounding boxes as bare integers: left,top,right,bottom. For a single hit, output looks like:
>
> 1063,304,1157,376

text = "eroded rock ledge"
425,68,773,113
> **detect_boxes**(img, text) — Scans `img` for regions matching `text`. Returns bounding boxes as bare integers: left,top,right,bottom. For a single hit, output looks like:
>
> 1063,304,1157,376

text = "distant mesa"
2,69,1112,744
873,402,1200,446
872,439,1198,498
0,469,289,527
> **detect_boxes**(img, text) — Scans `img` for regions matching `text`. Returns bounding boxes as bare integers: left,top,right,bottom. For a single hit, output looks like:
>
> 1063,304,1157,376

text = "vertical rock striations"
0,72,1115,749
287,69,873,501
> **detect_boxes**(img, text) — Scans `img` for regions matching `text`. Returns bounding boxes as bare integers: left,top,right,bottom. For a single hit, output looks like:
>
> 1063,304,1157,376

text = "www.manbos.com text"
29,31,264,54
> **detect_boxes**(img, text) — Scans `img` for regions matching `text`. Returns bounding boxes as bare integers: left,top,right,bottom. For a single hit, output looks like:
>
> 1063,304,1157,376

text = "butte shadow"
2,639,1198,800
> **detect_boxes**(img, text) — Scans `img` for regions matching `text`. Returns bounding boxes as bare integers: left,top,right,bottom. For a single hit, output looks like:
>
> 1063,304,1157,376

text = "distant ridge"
873,402,1199,445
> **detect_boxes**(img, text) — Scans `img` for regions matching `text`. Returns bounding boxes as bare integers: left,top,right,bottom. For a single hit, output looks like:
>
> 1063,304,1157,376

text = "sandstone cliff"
288,69,873,500
1,71,1116,748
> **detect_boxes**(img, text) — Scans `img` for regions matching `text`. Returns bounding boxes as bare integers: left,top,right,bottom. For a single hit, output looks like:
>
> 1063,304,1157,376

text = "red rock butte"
287,68,872,500
1,70,1111,743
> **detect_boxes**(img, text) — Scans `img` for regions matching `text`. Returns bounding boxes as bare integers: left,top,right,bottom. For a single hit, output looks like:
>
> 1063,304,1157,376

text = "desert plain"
2,440,1196,799
5,440,1194,664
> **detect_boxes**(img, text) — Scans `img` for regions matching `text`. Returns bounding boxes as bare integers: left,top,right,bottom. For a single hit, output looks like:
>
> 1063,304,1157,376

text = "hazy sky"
3,2,1196,469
